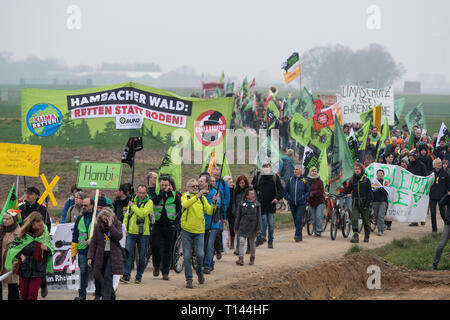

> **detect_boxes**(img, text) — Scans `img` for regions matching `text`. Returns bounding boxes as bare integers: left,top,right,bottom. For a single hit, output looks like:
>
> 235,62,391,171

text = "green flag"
241,77,250,97
360,108,373,124
243,96,253,112
253,136,280,171
219,72,224,83
225,81,234,93
348,128,358,163
4,225,54,273
318,148,329,187
376,117,390,160
310,127,332,151
290,113,312,146
297,87,315,118
394,97,407,125
405,103,427,132
220,154,232,178
156,146,182,193
329,114,354,194
265,99,280,130
355,121,371,151
215,86,222,98
0,183,19,224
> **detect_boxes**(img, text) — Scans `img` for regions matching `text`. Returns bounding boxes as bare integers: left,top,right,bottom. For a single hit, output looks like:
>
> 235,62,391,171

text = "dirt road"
38,214,447,300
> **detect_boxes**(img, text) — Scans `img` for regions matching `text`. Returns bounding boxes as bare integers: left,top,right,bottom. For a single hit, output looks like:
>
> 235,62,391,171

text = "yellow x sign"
37,174,60,206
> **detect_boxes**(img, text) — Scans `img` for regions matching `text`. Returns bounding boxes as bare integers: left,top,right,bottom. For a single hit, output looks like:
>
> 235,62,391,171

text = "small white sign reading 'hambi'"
116,115,144,130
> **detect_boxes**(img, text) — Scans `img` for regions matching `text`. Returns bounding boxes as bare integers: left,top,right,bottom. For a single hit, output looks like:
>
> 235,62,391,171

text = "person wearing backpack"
252,163,284,248
285,165,310,241
279,149,295,185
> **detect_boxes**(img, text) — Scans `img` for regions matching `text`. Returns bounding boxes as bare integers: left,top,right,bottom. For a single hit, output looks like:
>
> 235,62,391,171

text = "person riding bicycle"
151,176,182,281
342,162,373,243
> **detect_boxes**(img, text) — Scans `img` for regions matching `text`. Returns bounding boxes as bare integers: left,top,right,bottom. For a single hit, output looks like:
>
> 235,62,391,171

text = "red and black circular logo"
194,110,227,147
317,112,329,125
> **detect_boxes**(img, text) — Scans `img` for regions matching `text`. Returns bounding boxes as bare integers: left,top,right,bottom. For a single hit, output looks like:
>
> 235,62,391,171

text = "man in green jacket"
120,184,153,284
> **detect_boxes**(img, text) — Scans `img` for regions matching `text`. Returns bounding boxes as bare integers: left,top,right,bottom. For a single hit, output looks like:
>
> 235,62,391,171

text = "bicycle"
329,194,352,240
321,193,334,233
303,205,314,236
356,206,377,233
172,229,198,274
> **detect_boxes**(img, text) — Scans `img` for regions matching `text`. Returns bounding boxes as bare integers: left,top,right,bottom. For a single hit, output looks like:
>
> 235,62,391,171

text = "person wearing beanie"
306,167,325,237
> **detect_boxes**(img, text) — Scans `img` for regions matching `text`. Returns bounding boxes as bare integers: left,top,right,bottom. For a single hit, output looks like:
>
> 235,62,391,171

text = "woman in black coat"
234,188,262,266
88,207,123,300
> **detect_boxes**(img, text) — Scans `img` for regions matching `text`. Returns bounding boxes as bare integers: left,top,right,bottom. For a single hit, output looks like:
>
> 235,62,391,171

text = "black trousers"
151,224,176,275
430,198,446,232
0,282,20,300
98,251,115,300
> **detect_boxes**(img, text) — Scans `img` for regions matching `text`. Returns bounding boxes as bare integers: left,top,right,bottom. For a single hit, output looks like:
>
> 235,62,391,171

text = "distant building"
404,81,421,93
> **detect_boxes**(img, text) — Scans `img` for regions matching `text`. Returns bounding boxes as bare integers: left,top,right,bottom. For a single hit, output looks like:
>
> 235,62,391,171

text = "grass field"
346,233,450,271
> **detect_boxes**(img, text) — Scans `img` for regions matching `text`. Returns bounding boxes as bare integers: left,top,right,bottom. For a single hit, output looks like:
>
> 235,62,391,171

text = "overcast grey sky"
1,0,449,85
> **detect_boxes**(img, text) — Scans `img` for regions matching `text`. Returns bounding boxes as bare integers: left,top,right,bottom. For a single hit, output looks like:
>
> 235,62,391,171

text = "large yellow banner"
0,143,41,177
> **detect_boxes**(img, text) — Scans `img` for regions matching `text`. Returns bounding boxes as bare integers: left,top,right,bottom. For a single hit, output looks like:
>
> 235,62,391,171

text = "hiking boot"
236,256,244,265
245,247,251,254
408,223,419,227
314,233,321,237
432,264,438,270
377,231,383,236
294,236,301,242
153,266,160,277
186,280,193,289
420,221,426,226
41,286,48,298
364,234,370,243
135,278,141,284
216,252,222,260
350,234,359,243
386,225,391,230
74,296,86,300
197,273,205,284
162,274,170,280
268,242,273,249
120,275,130,283
203,269,211,274
249,256,255,265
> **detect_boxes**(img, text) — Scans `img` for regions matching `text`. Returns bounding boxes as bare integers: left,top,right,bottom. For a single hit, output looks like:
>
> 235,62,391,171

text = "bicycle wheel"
358,217,363,233
330,209,338,240
305,207,313,236
321,207,329,233
172,236,184,273
342,209,351,238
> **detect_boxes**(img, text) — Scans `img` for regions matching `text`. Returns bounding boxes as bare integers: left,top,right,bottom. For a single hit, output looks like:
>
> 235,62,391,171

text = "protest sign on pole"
77,162,122,190
340,85,394,125
365,163,434,222
0,143,41,177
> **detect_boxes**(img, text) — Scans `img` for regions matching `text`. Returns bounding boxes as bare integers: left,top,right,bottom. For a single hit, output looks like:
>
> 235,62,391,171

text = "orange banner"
283,65,300,84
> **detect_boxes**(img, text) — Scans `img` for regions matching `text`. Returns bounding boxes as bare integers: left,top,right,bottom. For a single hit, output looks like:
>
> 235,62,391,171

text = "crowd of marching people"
1,91,450,300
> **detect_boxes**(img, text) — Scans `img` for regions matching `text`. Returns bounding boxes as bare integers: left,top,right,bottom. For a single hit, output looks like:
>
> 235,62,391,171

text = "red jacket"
307,176,325,207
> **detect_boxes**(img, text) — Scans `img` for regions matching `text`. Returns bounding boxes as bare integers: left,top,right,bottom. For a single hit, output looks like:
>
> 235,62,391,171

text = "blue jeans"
124,233,149,280
258,213,274,243
310,203,325,234
181,230,204,282
203,228,218,270
290,204,306,238
77,252,89,298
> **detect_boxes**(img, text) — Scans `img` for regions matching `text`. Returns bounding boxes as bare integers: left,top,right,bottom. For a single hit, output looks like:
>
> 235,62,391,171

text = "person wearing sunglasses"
180,178,218,288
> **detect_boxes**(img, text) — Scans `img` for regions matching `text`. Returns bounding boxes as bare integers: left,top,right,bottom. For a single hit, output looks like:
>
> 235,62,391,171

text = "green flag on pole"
265,99,280,130
290,113,312,146
310,127,333,151
394,97,407,126
156,146,182,193
317,148,329,187
405,103,427,133
360,108,373,124
355,121,371,151
297,87,315,119
376,117,390,161
329,114,354,194
0,183,20,224
253,136,281,172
